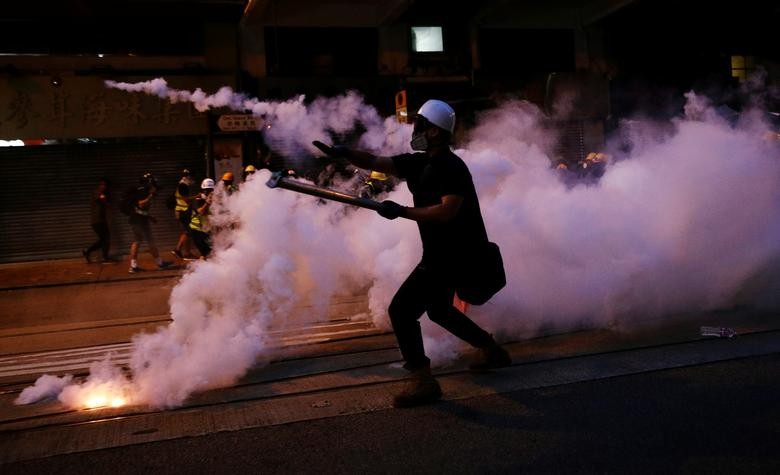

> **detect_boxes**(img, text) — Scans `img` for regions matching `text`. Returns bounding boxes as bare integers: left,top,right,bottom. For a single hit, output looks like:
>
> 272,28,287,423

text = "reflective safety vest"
189,209,209,232
174,189,189,212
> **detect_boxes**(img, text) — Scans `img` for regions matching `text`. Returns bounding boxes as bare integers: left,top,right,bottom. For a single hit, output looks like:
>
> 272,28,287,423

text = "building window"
411,26,444,53
730,55,755,83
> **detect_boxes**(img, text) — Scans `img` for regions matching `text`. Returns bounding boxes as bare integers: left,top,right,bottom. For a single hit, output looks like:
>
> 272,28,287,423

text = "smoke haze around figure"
15,80,780,409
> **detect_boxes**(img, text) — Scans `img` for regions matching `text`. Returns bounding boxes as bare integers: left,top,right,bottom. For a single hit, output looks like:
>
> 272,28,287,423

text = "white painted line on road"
0,321,381,379
3,331,779,464
0,360,132,378
0,342,133,361
274,327,383,346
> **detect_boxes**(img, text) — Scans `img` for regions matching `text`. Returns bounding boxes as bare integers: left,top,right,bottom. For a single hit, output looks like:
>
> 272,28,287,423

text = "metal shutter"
0,137,206,263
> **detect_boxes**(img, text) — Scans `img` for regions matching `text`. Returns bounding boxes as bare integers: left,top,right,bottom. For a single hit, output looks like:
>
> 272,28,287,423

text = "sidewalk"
0,255,186,290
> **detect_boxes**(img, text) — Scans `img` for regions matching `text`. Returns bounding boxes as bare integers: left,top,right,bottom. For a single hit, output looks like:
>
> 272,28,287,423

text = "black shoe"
129,266,142,274
470,342,512,371
158,261,174,270
392,367,442,408
82,249,91,263
171,249,183,259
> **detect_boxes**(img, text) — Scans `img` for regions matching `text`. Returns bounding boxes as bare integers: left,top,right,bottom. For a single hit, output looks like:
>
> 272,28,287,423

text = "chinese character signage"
217,114,262,132
0,75,232,140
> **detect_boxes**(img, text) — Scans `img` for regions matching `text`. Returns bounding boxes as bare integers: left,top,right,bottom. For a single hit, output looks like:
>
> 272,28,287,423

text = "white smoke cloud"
458,93,780,344
16,80,780,408
15,373,73,404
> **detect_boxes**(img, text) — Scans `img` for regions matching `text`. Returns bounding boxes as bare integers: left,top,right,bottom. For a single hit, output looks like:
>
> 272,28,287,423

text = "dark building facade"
1,0,777,261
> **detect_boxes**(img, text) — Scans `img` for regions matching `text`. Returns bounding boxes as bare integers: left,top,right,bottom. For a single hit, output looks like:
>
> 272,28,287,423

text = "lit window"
412,26,443,53
731,55,755,83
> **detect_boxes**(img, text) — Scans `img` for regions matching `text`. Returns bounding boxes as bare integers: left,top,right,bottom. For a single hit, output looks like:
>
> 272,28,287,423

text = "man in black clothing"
314,99,510,408
83,178,113,263
128,172,173,273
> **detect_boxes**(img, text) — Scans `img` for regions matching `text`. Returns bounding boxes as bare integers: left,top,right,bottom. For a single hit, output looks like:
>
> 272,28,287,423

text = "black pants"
86,222,110,259
191,230,212,257
388,263,494,371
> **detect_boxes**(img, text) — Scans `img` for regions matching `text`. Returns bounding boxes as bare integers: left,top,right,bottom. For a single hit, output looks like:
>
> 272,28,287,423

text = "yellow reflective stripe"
175,190,188,211
189,212,209,231
189,213,201,231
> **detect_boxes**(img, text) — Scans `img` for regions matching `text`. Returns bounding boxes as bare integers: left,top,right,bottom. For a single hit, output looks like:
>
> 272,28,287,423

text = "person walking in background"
83,177,115,263
220,171,237,195
189,178,215,259
127,172,173,273
242,164,257,182
171,168,196,260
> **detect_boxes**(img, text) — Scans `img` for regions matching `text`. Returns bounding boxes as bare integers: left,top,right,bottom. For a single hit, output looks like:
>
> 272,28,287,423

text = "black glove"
377,200,406,220
313,140,350,159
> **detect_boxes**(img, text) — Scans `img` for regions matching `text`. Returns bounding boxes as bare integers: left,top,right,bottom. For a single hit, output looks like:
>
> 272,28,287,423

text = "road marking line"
0,322,381,379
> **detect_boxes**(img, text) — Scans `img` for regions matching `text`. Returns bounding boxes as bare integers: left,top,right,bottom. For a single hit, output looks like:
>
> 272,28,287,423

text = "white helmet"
201,178,215,189
417,99,455,134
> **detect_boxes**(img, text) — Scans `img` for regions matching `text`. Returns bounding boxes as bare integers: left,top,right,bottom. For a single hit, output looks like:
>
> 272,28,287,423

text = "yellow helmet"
244,165,257,173
369,171,388,181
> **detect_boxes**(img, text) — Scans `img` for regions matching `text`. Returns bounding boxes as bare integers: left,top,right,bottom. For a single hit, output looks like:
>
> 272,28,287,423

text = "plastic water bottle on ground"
700,326,737,339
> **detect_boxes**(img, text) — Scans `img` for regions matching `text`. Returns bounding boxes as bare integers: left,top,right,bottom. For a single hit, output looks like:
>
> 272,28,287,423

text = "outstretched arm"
312,141,398,176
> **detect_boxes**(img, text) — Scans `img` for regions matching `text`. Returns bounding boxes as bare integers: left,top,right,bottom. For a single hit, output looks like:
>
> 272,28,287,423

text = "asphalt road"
5,353,779,474
0,276,174,330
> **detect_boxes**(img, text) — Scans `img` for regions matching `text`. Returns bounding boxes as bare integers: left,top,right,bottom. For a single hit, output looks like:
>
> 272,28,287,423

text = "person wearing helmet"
171,169,196,260
312,99,510,408
220,171,237,195
128,172,173,273
189,178,215,258
243,164,257,182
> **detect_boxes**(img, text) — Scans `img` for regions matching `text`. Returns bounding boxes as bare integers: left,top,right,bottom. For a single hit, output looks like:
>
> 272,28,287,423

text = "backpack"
165,193,177,210
455,241,506,305
119,186,137,216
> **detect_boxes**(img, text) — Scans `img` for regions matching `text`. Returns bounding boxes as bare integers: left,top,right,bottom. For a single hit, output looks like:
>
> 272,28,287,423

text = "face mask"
410,131,428,151
411,115,433,151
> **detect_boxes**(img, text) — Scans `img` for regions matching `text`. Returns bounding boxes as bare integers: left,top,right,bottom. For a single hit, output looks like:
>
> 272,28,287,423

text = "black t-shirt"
392,150,488,267
90,189,109,224
129,186,153,220
177,181,190,197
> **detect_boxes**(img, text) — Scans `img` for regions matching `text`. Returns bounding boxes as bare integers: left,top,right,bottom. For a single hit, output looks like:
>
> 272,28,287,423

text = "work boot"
393,366,442,408
470,341,512,371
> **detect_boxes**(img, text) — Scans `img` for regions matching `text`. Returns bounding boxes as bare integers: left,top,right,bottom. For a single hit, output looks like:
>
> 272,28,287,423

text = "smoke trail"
104,78,407,158
17,81,780,408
